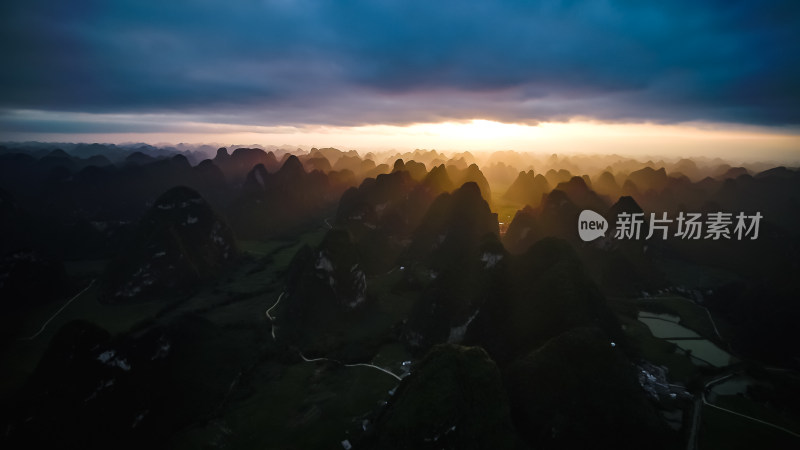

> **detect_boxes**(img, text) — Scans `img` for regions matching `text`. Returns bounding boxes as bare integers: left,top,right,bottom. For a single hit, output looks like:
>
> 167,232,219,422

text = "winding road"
702,373,800,439
19,279,96,341
265,291,404,382
265,291,284,340
683,299,799,439
299,351,403,381
643,296,800,447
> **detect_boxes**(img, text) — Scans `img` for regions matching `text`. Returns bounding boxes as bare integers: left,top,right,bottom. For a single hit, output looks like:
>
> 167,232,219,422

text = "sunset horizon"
3,118,799,164
2,1,798,162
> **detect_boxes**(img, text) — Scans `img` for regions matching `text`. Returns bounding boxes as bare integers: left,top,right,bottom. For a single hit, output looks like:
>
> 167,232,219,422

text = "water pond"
638,312,732,367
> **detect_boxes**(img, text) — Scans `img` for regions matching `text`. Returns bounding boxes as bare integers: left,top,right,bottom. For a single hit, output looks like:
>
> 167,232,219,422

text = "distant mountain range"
1,143,798,449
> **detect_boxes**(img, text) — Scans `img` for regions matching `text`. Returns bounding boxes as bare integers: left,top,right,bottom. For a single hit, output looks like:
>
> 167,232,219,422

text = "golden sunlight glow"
14,113,799,163
408,119,533,141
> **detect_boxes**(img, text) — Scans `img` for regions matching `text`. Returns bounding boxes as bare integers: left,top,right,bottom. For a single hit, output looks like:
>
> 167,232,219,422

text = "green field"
2,225,416,448
0,227,327,401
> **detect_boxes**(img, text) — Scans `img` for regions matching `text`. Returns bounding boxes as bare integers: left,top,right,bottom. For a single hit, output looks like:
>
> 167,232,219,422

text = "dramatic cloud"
1,0,799,131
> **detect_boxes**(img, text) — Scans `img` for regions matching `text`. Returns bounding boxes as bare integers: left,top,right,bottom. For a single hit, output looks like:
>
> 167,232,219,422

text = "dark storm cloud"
1,0,799,130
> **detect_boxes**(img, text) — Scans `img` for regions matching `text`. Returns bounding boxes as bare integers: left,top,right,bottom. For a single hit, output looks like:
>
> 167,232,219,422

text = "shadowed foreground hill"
3,314,262,450
280,229,371,357
101,186,237,302
465,237,623,366
505,327,673,450
400,182,502,352
358,344,519,450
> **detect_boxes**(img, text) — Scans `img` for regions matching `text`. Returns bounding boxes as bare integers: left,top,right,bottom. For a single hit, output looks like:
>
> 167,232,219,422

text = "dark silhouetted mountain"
0,178,127,260
706,275,800,366
101,187,237,302
502,206,538,254
464,238,622,365
445,156,468,170
0,188,36,255
755,166,795,180
4,320,120,449
275,153,306,181
37,149,77,174
0,251,72,315
295,229,367,309
544,168,572,187
18,151,230,227
483,161,518,191
193,158,226,185
403,234,507,352
333,154,373,176
364,162,392,179
592,170,621,199
213,147,279,185
228,155,350,239
621,178,641,197
280,230,372,357
301,155,332,172
4,313,262,450
714,169,800,232
242,163,270,195
215,146,230,161
359,344,519,450
312,147,360,167
553,176,609,212
70,143,130,162
393,159,427,181
595,195,667,295
505,327,672,450
507,189,580,246
335,163,458,274
399,184,501,352
446,163,492,206
82,154,113,168
191,159,230,209
125,151,158,166
452,151,476,165
608,194,643,218
422,163,454,193
503,170,549,207
403,160,428,181
670,158,700,181
0,153,37,195
335,170,421,273
626,166,668,193
2,143,800,449
328,168,358,191
405,182,498,269
720,166,749,179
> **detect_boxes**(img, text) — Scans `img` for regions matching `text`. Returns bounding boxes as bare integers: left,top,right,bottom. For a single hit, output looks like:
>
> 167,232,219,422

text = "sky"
1,0,799,160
